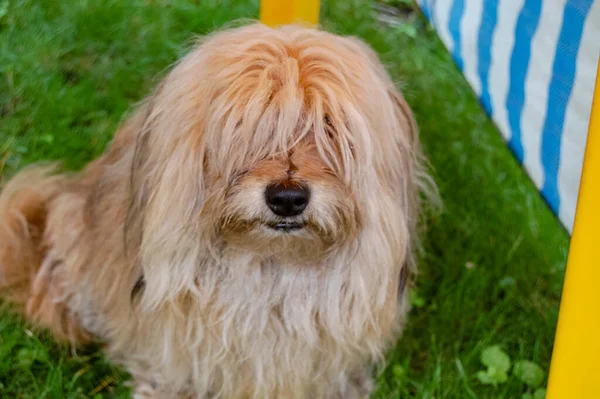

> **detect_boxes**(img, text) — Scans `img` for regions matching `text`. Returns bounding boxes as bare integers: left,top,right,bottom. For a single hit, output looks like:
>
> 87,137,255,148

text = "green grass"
0,0,569,398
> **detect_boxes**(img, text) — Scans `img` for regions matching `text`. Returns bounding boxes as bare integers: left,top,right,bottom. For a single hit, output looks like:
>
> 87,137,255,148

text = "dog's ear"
387,86,423,295
121,73,212,308
124,83,165,258
385,85,421,203
387,85,440,296
388,83,439,209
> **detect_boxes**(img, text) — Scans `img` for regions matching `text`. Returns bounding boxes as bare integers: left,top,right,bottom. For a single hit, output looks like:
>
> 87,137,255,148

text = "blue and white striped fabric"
417,0,600,233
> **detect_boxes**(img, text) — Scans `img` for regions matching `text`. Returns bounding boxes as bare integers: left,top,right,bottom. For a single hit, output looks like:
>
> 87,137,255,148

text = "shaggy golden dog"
0,23,431,398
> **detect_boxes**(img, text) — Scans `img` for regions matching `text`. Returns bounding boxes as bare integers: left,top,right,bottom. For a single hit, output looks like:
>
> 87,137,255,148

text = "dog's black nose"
265,183,310,217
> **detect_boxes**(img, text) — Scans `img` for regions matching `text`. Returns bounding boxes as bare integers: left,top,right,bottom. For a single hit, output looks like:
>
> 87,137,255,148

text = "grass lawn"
0,0,570,398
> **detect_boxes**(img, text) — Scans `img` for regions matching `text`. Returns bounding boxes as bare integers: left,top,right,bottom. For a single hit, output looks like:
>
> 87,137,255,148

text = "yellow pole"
546,59,600,398
260,0,320,27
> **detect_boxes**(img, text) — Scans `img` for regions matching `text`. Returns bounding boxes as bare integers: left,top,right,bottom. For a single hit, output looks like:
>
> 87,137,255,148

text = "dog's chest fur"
68,248,400,398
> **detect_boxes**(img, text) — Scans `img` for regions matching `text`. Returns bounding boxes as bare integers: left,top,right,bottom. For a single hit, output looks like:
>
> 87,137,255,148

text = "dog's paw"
131,381,158,399
131,381,193,399
329,370,374,399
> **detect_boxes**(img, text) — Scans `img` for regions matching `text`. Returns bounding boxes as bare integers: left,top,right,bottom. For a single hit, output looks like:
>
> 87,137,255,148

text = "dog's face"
129,24,420,264
218,136,358,257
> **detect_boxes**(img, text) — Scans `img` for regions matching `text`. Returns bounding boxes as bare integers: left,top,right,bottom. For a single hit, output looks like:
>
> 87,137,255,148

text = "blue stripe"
421,0,432,22
506,0,542,163
477,1,499,116
448,0,465,71
540,0,594,215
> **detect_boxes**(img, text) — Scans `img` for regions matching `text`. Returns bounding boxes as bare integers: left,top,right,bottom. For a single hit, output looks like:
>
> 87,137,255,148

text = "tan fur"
0,23,434,398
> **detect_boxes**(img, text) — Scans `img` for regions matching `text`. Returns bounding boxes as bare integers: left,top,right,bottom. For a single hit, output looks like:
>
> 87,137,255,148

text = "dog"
0,23,432,398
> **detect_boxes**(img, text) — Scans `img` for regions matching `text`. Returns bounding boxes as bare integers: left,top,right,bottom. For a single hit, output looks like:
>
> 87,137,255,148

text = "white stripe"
430,0,454,53
488,0,526,142
460,0,483,96
519,0,567,190
557,1,600,233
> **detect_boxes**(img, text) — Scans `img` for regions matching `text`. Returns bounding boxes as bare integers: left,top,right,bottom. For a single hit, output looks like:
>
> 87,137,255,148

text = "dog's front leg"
131,379,194,399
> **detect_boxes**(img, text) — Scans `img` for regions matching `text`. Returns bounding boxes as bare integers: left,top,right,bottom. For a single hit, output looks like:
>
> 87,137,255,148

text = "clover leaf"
475,345,511,385
514,360,545,388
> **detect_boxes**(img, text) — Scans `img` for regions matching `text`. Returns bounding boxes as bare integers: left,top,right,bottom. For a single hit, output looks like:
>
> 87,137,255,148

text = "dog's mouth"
267,221,305,232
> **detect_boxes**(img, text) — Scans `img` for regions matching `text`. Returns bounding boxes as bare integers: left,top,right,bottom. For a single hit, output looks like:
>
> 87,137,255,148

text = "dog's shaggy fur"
0,24,432,398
